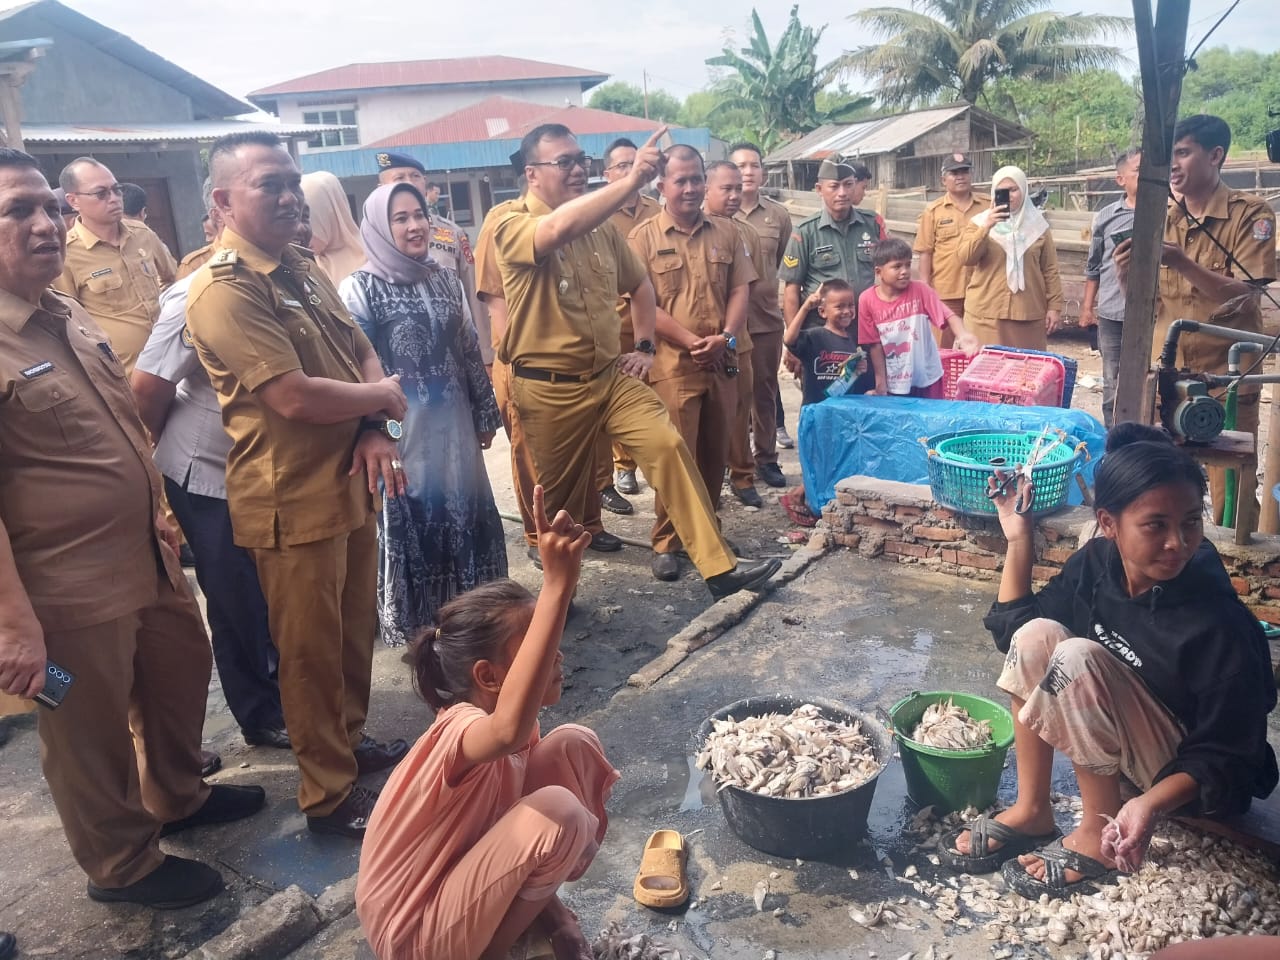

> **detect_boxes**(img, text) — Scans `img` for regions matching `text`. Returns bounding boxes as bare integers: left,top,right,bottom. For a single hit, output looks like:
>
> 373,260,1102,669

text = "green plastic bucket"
888,691,1015,813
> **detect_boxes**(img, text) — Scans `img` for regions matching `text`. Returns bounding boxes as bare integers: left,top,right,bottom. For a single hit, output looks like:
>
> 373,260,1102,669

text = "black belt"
512,364,609,384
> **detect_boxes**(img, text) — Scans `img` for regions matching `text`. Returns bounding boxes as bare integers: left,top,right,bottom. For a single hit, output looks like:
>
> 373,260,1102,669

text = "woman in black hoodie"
940,424,1277,899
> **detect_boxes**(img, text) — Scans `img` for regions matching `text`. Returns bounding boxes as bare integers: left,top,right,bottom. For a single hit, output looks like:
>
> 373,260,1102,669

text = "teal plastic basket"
923,429,1085,516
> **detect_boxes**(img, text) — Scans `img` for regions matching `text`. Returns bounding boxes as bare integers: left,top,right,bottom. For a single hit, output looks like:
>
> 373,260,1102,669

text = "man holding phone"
1082,149,1140,427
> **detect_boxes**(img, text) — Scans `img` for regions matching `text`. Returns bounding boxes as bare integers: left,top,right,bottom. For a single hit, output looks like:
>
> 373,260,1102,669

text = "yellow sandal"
632,829,690,909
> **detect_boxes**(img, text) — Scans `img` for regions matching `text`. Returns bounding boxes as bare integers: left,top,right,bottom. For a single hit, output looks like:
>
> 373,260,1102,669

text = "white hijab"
973,165,1049,293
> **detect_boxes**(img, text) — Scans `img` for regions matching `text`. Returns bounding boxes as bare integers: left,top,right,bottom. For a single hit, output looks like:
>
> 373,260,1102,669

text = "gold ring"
391,459,403,471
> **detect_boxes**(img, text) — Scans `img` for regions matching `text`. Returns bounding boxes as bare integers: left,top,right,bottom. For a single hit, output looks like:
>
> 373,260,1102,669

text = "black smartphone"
994,187,1011,209
34,659,74,710
1110,228,1134,247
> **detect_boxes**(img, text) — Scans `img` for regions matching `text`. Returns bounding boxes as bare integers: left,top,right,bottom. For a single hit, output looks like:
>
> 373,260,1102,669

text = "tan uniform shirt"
608,194,662,338
53,219,177,372
490,193,648,375
736,196,791,334
627,210,757,382
1155,181,1277,371
957,226,1064,321
727,217,763,353
185,228,376,549
175,242,215,281
0,289,180,631
914,192,992,300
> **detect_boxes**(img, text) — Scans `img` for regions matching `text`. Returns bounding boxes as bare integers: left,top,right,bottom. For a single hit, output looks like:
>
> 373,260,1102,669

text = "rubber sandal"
780,488,818,528
937,814,1061,874
1000,837,1118,900
632,829,689,909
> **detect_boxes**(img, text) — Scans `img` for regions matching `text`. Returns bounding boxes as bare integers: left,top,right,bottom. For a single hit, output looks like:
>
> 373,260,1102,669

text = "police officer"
629,147,755,581
599,137,662,510
54,158,177,373
485,123,778,598
731,141,791,489
185,131,411,838
0,147,263,907
915,152,990,345
780,157,886,391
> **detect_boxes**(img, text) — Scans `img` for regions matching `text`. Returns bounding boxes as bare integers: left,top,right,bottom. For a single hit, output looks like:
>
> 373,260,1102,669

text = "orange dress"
356,704,619,960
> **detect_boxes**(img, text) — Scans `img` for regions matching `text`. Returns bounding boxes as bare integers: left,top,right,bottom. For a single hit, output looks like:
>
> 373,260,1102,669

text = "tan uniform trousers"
611,325,639,477
509,366,736,577
38,572,211,887
649,370,737,555
492,359,537,541
966,313,1048,351
251,516,378,816
727,348,757,487
932,298,965,348
748,330,783,468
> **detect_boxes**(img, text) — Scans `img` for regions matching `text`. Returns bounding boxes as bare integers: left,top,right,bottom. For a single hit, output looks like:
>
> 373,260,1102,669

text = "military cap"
817,156,856,181
375,151,426,175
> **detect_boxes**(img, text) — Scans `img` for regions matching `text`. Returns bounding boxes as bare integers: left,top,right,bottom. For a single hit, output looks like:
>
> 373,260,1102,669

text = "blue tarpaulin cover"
797,396,1106,513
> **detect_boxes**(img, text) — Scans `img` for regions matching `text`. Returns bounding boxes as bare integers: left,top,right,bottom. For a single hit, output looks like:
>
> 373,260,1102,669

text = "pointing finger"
642,125,670,150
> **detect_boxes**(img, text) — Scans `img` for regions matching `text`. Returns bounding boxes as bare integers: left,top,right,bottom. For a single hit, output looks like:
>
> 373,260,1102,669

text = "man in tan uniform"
629,147,755,581
915,152,990,346
484,124,778,598
185,131,411,838
54,158,177,372
599,136,661,509
731,142,791,489
0,148,263,908
175,179,222,280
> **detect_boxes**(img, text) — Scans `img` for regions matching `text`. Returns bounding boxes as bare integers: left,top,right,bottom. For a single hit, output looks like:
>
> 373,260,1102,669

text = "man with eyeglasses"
53,158,177,373
482,123,779,599
598,136,661,510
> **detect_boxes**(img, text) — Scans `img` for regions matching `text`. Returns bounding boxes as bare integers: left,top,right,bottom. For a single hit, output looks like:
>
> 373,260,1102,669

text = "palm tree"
707,6,873,151
837,0,1132,110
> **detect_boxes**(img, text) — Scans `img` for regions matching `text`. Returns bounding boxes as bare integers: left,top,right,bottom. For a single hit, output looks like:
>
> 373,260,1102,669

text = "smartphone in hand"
994,187,1011,209
34,659,74,710
1110,228,1134,247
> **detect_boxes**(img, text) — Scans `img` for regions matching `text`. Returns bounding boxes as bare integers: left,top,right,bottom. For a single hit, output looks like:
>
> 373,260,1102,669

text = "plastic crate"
955,351,1065,407
980,346,1078,407
938,349,975,399
923,429,1085,516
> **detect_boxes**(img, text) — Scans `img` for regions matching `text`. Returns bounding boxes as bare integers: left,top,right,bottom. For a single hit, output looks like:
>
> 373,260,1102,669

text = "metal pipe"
1159,318,1278,369
1203,373,1280,386
1228,341,1264,374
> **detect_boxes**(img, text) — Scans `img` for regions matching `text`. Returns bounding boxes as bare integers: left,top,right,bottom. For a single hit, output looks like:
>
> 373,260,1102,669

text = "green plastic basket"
923,429,1085,516
889,691,1015,813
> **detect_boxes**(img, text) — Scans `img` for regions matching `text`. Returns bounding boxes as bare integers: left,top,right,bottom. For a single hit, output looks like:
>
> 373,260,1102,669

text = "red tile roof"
250,56,607,98
367,96,667,148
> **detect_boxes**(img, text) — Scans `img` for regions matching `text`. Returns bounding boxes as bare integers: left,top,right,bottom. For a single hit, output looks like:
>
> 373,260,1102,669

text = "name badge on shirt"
657,248,676,256
20,361,53,379
282,298,303,307
98,341,118,363
89,268,113,279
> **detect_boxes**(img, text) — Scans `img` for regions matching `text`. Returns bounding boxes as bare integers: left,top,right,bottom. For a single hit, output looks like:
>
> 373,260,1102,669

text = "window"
302,106,358,148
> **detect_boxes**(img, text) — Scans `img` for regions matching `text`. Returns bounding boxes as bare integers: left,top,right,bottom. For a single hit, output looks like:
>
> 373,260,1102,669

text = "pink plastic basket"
954,352,1065,407
938,349,975,399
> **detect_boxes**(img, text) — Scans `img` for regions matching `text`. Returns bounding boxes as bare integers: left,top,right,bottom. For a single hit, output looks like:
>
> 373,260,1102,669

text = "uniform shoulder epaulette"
208,248,239,275
795,209,822,228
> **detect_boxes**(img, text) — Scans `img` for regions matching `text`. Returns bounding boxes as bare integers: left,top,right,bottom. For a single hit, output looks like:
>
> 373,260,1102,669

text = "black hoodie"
984,537,1278,818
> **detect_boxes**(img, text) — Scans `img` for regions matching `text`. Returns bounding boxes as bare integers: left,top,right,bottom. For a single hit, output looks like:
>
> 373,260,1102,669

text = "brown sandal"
632,829,689,909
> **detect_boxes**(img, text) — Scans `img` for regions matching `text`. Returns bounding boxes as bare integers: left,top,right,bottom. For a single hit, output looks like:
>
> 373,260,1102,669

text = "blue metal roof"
300,128,714,178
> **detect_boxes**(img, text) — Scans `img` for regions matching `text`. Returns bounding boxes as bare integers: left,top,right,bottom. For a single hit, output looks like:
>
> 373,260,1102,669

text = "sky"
46,0,1280,112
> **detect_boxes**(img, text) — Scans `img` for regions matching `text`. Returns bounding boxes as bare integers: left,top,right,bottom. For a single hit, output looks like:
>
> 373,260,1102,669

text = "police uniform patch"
782,255,800,268
181,326,194,349
1253,219,1274,242
460,233,474,265
432,226,456,245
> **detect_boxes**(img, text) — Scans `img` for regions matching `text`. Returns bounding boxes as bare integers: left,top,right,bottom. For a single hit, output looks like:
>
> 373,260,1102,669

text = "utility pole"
643,71,650,120
1112,0,1190,425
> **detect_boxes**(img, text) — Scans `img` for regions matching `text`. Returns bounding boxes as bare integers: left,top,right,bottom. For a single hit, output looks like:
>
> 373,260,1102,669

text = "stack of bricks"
820,475,1280,630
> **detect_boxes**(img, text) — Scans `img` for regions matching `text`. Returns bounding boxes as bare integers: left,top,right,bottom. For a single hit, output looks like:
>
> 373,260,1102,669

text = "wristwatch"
363,418,404,441
635,339,656,355
722,332,738,351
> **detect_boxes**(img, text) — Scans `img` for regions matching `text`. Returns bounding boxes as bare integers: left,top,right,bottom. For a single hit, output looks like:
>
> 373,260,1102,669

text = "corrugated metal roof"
300,128,713,179
367,96,666,148
250,56,608,99
20,120,350,145
0,0,252,118
766,106,972,163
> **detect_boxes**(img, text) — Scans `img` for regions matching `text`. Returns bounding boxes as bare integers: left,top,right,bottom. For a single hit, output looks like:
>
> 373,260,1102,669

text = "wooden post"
875,183,888,219
1262,383,1280,533
1113,0,1191,425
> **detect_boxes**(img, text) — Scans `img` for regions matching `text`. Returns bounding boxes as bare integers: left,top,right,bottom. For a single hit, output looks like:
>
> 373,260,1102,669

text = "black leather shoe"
614,469,640,494
178,543,197,568
87,855,223,909
527,545,543,570
242,726,291,749
355,734,409,775
160,784,267,838
731,483,764,508
306,785,379,839
587,530,623,552
759,462,786,488
652,551,680,581
600,485,634,515
705,558,781,600
0,931,13,960
200,750,222,778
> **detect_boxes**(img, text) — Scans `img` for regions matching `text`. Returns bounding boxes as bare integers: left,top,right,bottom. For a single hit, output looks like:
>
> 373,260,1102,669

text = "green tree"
838,0,1132,109
706,5,873,151
678,88,759,145
587,81,682,122
1178,47,1280,150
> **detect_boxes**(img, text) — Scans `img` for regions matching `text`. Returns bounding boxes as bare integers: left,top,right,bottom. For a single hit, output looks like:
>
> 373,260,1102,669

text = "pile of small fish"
591,922,682,960
696,703,881,798
909,698,993,751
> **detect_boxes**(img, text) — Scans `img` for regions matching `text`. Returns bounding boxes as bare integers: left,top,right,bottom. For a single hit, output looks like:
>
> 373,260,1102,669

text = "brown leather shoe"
306,785,379,839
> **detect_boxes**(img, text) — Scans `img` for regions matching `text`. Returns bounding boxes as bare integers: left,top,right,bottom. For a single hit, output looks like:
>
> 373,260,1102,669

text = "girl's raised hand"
532,485,591,590
988,469,1035,541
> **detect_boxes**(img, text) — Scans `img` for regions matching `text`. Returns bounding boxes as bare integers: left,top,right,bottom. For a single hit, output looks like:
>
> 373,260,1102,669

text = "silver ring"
391,459,403,471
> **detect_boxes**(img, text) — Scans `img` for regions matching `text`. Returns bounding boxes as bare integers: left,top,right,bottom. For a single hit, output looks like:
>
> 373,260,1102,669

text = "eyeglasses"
72,184,124,202
529,153,592,172
605,161,634,173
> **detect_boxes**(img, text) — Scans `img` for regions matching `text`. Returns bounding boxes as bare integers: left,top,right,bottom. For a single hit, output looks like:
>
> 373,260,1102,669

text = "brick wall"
820,475,1280,629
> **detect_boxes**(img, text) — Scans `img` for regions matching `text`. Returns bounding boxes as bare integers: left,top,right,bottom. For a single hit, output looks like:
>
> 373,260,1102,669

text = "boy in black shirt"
783,279,868,404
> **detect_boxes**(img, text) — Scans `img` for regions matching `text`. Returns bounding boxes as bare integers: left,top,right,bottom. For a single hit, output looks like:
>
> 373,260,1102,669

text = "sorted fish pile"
591,922,682,960
900,796,1280,958
696,703,881,798
909,698,993,751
